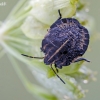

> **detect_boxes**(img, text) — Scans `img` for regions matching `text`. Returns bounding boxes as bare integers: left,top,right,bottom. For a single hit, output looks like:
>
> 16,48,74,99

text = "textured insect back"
41,16,89,70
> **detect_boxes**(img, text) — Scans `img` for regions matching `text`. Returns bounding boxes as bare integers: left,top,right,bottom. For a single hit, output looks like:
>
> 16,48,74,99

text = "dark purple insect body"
41,10,90,69
22,10,90,84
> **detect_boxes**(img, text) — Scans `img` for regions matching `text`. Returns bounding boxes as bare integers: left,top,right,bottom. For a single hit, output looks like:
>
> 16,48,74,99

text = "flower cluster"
0,0,96,100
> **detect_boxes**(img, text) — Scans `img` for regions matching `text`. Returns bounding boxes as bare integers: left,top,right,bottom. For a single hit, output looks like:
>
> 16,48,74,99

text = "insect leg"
21,54,44,59
73,57,90,63
50,64,65,84
55,64,59,73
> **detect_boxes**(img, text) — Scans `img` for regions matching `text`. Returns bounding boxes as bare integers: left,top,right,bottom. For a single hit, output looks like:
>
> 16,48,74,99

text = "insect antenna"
21,54,44,59
58,9,62,19
50,64,65,84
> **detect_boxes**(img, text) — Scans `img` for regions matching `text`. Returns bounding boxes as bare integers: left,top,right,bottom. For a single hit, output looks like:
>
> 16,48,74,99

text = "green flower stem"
8,55,57,100
4,36,32,45
8,42,29,52
14,4,32,19
5,12,29,34
0,41,29,63
0,40,49,73
6,28,22,35
5,0,28,21
0,49,5,59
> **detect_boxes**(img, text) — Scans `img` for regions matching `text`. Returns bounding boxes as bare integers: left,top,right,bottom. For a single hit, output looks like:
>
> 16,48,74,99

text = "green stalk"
8,55,58,100
5,0,28,21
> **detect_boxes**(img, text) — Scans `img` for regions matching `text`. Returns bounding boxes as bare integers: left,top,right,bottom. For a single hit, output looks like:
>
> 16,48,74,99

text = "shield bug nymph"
22,10,90,84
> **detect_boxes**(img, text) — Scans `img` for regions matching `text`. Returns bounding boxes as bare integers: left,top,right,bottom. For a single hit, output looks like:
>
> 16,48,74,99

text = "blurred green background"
0,0,100,100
